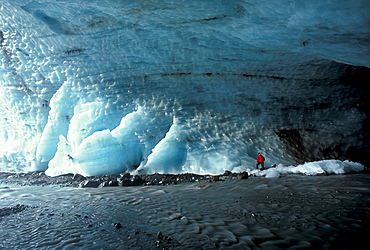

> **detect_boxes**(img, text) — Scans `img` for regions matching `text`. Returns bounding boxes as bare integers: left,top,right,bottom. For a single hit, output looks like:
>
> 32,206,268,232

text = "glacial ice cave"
0,0,369,176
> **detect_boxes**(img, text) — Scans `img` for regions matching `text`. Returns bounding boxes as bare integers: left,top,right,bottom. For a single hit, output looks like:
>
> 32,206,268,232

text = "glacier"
0,0,369,176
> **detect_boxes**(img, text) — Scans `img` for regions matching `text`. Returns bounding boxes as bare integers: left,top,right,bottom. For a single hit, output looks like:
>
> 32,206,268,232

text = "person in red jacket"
256,153,265,170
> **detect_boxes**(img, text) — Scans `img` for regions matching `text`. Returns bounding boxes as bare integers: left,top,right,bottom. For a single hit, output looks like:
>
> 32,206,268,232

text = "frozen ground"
1,173,369,249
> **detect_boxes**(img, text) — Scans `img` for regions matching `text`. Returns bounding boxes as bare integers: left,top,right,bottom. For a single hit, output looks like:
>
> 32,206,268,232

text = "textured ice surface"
0,0,369,175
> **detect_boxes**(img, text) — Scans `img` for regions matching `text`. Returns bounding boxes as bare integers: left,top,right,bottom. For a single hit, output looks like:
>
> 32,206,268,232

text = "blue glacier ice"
0,0,369,176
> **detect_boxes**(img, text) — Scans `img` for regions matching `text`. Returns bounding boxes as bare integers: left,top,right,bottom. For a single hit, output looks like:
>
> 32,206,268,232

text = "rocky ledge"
0,170,249,188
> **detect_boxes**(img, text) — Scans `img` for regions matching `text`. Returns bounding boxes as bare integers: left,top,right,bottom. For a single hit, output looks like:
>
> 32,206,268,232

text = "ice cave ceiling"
0,0,369,175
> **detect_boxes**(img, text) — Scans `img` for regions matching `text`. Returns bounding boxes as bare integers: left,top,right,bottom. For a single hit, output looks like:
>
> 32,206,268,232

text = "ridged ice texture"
0,0,369,175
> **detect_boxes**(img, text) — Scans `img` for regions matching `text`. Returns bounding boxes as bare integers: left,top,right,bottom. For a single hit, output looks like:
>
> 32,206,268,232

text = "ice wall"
0,0,369,176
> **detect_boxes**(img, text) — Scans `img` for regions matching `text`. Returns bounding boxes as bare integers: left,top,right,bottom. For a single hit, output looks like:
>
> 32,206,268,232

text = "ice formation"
254,160,364,178
0,0,369,176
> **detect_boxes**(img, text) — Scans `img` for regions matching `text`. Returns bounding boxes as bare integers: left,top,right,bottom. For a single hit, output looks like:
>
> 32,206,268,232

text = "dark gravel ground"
0,170,249,188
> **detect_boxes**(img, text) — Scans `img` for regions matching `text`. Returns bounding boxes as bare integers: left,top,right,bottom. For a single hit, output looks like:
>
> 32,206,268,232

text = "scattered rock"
121,172,131,179
79,180,101,188
117,174,144,186
98,179,119,187
117,178,131,186
155,231,178,249
0,170,254,188
72,173,86,181
223,170,232,176
157,231,163,240
98,181,109,187
238,172,249,179
132,175,145,186
155,240,161,247
108,180,119,186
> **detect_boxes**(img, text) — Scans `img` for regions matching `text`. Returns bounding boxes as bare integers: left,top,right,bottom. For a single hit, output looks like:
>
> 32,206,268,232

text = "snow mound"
256,160,364,178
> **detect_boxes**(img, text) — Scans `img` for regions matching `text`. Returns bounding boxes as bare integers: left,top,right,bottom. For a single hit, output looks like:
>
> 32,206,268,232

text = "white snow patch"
259,160,364,178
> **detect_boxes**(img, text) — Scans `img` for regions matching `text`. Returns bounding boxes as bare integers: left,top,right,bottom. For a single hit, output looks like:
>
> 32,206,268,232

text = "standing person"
256,153,265,170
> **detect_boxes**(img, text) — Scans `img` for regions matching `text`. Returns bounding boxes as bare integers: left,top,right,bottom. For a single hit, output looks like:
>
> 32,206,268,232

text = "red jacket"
257,155,265,163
